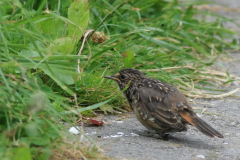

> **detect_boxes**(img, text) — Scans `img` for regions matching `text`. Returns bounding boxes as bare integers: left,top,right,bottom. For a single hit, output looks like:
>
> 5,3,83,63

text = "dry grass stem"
142,66,196,72
77,29,94,75
195,4,240,14
143,67,240,98
183,88,240,99
144,67,237,79
51,141,109,160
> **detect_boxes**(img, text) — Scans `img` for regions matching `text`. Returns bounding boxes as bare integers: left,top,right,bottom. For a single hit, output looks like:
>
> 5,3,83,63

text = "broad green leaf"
37,17,67,40
41,68,75,95
24,122,41,137
29,135,50,146
20,41,46,57
53,101,65,112
49,37,76,55
13,147,31,160
122,51,134,68
43,68,74,85
26,93,47,114
68,0,90,40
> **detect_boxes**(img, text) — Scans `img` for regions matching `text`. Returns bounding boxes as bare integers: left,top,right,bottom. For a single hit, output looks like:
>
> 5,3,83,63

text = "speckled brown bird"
105,68,223,139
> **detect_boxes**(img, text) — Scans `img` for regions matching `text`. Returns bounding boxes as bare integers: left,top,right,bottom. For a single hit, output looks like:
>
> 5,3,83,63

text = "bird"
104,68,224,139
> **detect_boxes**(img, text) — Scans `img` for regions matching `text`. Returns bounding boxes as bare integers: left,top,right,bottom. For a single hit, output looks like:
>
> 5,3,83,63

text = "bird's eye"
121,74,126,80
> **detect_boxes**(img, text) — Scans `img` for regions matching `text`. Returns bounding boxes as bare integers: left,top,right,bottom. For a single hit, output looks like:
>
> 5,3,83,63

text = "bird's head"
104,68,147,90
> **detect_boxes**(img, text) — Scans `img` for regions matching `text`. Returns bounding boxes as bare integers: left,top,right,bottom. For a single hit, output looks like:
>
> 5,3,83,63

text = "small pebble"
131,133,139,137
103,136,110,138
196,155,205,159
196,113,202,117
117,132,124,135
213,115,218,118
91,131,97,134
223,142,228,145
69,126,80,135
112,120,124,124
224,133,230,136
110,135,122,138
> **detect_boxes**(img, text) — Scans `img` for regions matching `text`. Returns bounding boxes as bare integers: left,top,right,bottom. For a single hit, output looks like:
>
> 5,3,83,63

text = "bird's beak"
104,75,114,79
104,75,120,81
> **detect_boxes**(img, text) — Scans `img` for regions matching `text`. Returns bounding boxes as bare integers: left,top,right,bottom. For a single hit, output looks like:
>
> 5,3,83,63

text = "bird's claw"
136,130,170,141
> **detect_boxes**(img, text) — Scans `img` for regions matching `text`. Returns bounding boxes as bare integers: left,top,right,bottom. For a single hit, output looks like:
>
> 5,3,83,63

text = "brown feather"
180,110,224,138
105,68,224,138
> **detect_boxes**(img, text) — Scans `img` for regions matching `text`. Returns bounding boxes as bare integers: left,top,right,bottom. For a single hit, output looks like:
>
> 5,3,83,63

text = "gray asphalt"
84,96,240,160
82,1,240,160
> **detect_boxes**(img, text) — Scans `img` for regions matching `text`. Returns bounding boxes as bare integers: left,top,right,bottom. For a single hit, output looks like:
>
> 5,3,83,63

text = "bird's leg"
155,133,170,141
136,130,155,137
136,130,170,141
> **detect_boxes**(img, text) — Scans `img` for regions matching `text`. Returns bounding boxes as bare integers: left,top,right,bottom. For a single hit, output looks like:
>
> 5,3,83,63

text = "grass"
0,0,239,159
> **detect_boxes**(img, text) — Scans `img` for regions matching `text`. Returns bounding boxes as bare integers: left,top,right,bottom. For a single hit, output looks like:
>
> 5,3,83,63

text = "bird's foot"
136,130,170,141
155,133,170,141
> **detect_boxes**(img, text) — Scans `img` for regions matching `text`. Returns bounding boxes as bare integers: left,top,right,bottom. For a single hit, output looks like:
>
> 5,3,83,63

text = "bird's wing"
136,82,188,130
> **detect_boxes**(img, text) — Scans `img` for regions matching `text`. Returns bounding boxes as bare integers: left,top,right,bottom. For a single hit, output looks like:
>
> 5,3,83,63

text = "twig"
77,29,94,76
190,79,194,95
201,108,207,115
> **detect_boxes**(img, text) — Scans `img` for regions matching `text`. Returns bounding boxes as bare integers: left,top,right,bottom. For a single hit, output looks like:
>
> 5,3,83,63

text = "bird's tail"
180,110,224,138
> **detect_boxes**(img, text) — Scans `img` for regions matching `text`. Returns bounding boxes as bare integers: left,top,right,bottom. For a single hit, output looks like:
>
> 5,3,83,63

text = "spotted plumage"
105,68,223,139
